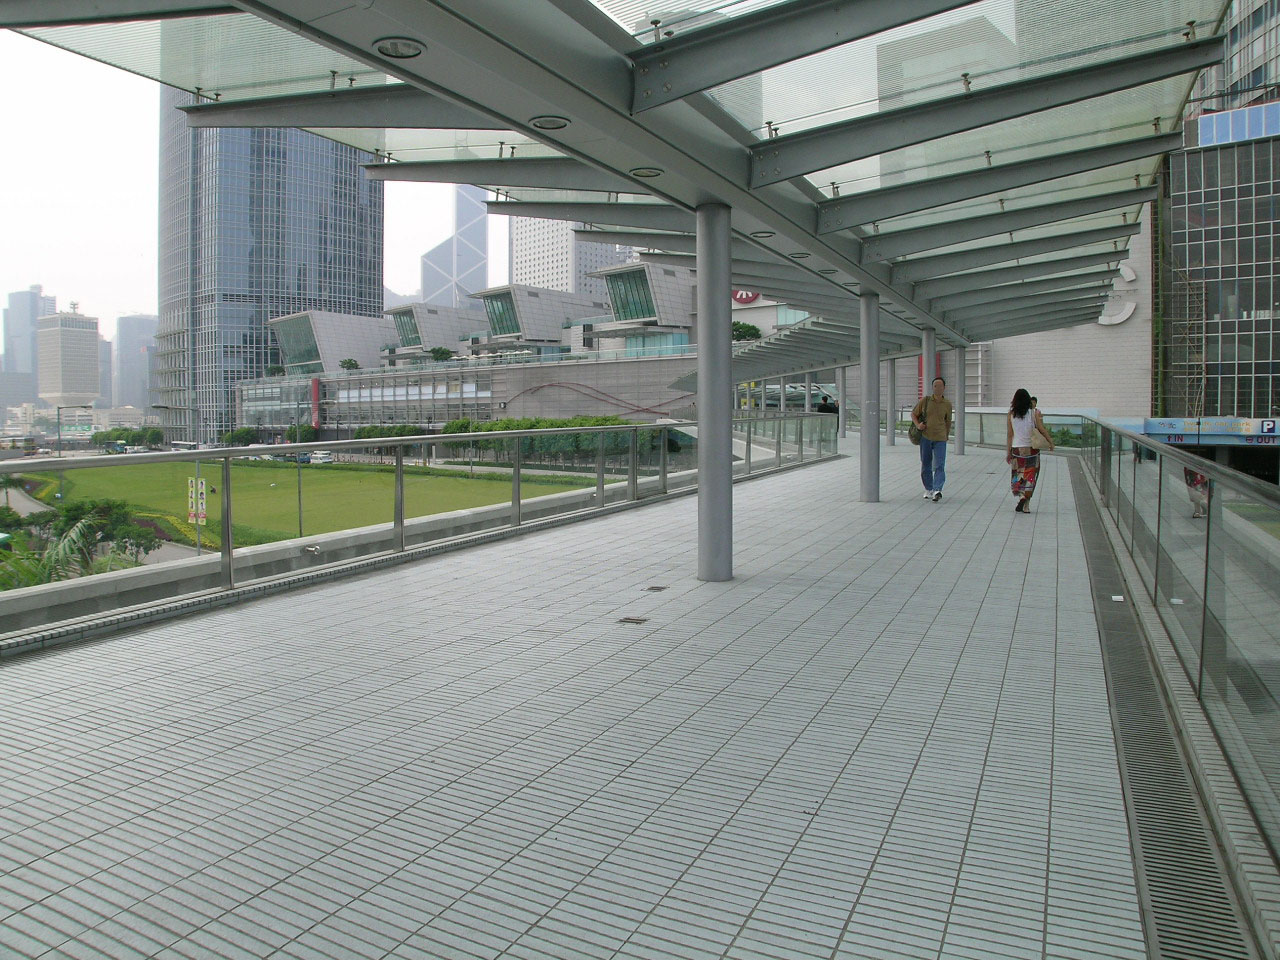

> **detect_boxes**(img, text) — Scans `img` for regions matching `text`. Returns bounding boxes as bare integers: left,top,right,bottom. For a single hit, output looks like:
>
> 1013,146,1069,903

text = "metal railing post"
512,438,522,526
1100,429,1112,508
659,428,669,493
628,430,639,501
797,419,805,463
220,456,234,589
744,421,752,473
1153,453,1163,603
775,420,782,467
394,447,405,552
296,454,304,539
596,432,606,506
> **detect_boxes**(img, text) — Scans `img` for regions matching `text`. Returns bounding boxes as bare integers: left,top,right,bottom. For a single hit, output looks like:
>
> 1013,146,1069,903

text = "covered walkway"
0,443,1157,959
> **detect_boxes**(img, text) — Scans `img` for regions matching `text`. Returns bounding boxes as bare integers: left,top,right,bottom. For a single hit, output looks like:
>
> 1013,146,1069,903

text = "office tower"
114,314,159,410
3,285,56,397
1158,0,1280,420
37,311,100,407
509,218,633,303
98,336,113,407
420,185,488,309
155,88,384,443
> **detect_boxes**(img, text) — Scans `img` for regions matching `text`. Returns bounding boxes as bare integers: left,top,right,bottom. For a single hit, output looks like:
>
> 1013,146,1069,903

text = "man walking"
911,376,953,502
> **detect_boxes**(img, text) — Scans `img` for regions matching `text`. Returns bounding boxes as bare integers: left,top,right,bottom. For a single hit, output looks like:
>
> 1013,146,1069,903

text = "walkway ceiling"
4,0,1229,384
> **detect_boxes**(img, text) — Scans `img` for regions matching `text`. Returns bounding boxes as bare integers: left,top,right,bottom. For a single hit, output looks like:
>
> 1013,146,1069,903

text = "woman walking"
1007,388,1055,513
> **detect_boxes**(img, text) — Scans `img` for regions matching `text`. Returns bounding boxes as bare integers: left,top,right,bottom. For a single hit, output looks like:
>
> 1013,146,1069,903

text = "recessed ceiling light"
789,252,809,259
530,115,570,130
629,166,664,178
374,37,425,58
750,231,775,239
818,268,836,275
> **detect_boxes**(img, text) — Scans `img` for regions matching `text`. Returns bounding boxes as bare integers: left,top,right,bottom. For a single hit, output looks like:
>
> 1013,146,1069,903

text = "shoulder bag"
909,397,927,445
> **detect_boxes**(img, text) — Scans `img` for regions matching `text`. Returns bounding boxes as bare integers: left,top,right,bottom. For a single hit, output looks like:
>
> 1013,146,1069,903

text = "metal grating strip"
1070,459,1259,960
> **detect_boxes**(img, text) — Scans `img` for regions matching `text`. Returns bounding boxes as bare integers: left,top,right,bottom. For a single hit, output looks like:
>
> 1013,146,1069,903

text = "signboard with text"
1145,417,1278,446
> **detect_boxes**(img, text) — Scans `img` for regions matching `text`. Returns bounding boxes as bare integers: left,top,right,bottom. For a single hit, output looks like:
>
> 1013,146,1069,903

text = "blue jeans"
920,437,947,492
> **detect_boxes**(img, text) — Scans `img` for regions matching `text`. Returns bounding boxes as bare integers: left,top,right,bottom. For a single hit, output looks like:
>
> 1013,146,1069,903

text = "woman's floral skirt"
1011,451,1040,497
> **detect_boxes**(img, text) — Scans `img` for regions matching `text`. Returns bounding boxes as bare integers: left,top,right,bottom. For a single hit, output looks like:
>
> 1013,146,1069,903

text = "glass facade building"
156,88,383,443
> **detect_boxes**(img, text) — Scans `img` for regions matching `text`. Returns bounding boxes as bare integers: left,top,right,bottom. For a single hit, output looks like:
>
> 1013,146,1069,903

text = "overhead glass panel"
817,80,1191,198
705,0,1223,140
590,0,793,41
308,129,554,163
22,14,384,101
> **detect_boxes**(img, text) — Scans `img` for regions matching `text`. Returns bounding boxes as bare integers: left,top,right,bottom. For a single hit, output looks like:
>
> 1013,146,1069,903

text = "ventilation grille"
1070,461,1258,960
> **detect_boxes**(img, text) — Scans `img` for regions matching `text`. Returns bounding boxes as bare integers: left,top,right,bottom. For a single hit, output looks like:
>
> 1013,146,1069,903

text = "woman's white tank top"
1011,410,1035,448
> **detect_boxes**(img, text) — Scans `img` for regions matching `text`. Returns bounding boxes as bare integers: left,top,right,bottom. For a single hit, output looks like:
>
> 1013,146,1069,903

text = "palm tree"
0,515,128,591
0,475,22,508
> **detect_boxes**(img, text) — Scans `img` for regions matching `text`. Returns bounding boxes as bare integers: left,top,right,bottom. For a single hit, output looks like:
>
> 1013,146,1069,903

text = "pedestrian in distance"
912,376,953,502
1007,387,1055,513
1183,467,1209,518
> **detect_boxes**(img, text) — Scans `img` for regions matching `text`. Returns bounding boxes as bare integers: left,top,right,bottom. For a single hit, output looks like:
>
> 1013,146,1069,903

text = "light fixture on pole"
55,404,93,501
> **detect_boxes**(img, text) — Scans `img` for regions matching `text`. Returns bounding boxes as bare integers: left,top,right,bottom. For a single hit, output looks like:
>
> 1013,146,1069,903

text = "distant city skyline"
0,30,507,344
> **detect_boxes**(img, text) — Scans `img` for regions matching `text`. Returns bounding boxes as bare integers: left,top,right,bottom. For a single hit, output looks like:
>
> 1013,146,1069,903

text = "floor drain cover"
618,616,649,624
645,586,668,592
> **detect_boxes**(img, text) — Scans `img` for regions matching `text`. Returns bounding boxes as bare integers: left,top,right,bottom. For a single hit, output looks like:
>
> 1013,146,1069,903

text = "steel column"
838,366,847,438
394,448,405,551
860,293,881,503
922,329,937,395
220,456,233,589
804,374,812,412
954,346,966,456
886,359,896,446
697,202,733,582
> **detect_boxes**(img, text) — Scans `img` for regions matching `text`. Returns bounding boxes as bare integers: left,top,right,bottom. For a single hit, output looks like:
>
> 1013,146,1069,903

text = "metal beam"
861,187,1156,260
966,309,1104,340
182,85,504,129
913,250,1123,300
894,223,1138,281
0,0,232,26
817,133,1182,231
946,290,1110,323
628,0,980,113
363,158,642,193
932,270,1117,311
753,37,1222,186
964,305,1107,336
577,229,781,263
961,294,1110,327
486,201,693,231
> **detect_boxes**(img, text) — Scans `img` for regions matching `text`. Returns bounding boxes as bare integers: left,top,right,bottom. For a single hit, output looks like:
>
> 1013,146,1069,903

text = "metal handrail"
0,421,699,476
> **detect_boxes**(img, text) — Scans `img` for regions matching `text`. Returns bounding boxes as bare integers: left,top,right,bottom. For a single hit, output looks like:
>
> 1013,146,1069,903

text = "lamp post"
55,404,92,501
153,402,203,555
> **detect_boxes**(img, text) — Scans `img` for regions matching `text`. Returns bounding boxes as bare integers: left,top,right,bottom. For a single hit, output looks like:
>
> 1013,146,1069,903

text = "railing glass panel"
1156,454,1210,673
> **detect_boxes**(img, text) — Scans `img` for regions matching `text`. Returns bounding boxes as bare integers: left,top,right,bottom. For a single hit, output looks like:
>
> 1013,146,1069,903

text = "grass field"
29,460,592,546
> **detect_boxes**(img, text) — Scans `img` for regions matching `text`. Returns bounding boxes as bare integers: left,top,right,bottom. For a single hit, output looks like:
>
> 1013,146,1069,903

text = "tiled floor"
0,441,1147,959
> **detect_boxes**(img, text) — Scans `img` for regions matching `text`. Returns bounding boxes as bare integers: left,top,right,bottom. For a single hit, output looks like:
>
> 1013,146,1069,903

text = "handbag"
909,397,927,445
1031,431,1048,451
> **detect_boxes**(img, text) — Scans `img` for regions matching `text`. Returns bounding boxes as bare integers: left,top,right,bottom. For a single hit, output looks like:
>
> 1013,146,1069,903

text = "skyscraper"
97,336,113,408
420,184,488,309
114,314,159,411
509,218,633,303
3,285,56,396
37,311,100,408
156,88,384,443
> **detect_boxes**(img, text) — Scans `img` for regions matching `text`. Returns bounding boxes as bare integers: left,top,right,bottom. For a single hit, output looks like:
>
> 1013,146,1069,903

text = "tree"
0,505,23,534
429,346,457,362
731,321,762,341
144,427,165,448
285,424,318,443
338,358,360,370
0,515,125,591
266,364,286,376
116,523,160,563
0,475,23,508
222,427,261,446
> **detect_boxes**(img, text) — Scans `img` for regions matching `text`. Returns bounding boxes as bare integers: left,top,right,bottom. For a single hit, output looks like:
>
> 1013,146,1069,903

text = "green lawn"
29,460,590,546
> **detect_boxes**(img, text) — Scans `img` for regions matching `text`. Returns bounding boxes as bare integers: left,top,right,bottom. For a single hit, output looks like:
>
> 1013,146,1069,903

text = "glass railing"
1075,419,1280,860
0,414,833,637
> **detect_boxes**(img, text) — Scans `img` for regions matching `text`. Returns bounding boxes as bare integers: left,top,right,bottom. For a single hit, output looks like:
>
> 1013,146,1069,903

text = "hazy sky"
0,30,507,342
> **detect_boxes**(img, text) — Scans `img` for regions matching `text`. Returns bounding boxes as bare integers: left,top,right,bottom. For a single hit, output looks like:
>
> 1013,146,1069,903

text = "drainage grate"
645,585,668,592
1069,460,1259,960
617,616,649,624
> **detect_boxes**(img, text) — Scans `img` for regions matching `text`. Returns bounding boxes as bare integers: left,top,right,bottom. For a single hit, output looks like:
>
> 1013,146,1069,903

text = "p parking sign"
1263,420,1277,435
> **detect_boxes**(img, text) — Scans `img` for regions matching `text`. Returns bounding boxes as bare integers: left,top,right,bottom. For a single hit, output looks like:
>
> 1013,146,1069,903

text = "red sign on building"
732,290,760,304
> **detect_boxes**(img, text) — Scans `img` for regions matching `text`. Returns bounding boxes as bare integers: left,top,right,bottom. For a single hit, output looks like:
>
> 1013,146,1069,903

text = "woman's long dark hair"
1011,388,1032,419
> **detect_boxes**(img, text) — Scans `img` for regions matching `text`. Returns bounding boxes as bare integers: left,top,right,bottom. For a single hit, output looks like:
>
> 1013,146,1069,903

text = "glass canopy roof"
7,0,1230,376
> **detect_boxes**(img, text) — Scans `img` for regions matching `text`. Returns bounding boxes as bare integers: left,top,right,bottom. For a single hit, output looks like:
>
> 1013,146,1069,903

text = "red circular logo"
732,290,760,304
